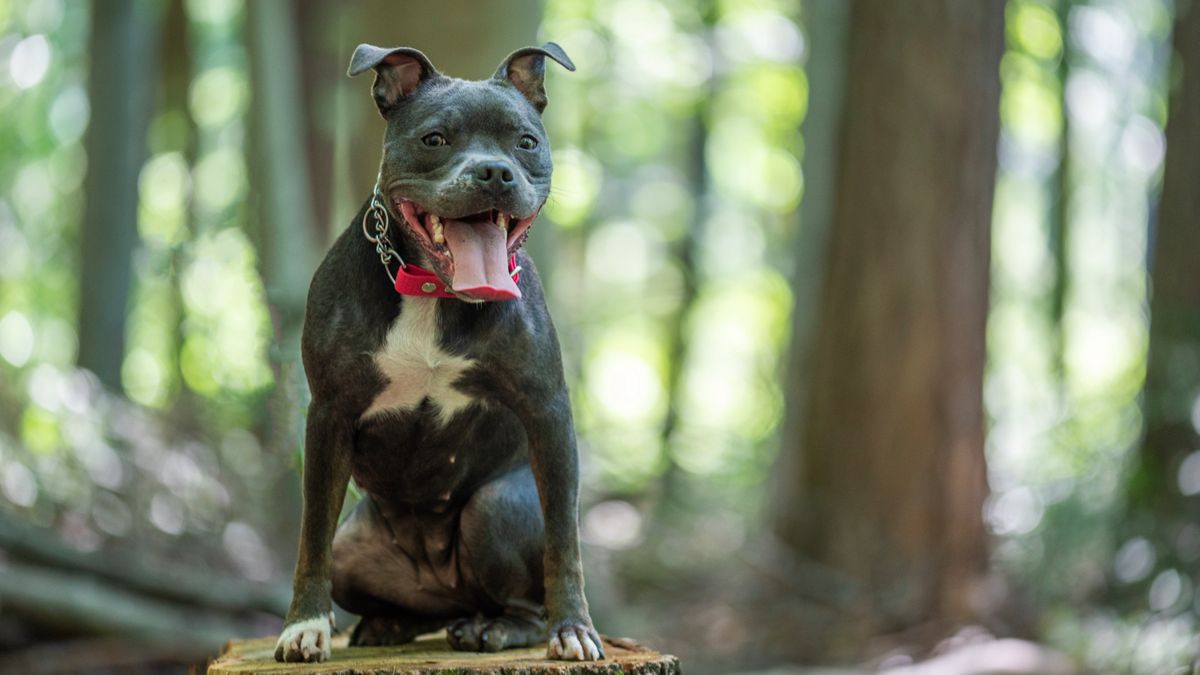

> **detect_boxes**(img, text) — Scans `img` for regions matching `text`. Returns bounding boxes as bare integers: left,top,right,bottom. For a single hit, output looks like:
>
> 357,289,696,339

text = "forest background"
0,0,1198,673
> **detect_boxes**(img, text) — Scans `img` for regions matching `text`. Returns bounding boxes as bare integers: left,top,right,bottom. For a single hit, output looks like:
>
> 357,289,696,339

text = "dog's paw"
546,620,604,661
447,616,491,652
274,613,335,663
448,614,542,653
351,615,435,647
444,612,513,648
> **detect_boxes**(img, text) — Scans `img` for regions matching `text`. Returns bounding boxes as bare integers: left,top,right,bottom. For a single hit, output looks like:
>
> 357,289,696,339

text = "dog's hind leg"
331,497,452,646
449,465,549,652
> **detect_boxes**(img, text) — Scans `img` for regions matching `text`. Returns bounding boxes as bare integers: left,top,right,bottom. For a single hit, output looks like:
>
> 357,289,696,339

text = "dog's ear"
348,44,438,117
493,42,575,114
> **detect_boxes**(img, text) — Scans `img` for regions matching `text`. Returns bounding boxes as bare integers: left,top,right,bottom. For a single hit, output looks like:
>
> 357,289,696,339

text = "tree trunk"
775,0,853,512
293,0,340,248
247,0,323,466
244,0,324,561
1125,0,1200,548
657,2,718,506
208,634,679,675
1048,0,1074,382
248,0,322,316
77,0,165,390
773,0,1004,651
160,0,204,432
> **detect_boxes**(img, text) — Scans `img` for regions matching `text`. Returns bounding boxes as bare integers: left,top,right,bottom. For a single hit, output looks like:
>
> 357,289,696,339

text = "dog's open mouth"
394,199,536,302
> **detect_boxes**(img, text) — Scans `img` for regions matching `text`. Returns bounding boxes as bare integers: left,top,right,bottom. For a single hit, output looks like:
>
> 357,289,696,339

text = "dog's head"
348,43,575,302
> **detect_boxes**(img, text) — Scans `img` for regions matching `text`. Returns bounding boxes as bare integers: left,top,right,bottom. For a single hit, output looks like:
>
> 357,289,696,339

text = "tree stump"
207,633,680,674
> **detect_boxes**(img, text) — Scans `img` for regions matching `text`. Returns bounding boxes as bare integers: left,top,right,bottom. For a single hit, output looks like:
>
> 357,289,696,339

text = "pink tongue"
443,219,521,301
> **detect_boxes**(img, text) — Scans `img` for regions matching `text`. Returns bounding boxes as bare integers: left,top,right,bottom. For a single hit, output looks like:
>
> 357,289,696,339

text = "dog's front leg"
274,403,354,663
521,390,605,662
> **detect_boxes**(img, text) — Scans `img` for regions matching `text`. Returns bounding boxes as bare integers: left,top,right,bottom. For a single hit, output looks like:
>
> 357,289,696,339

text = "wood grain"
207,633,680,674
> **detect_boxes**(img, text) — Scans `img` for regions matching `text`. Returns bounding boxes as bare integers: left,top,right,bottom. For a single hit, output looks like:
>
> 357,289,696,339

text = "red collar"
393,256,521,298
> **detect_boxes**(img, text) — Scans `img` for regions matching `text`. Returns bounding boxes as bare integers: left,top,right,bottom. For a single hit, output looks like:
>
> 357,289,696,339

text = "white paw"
275,613,335,663
547,623,604,661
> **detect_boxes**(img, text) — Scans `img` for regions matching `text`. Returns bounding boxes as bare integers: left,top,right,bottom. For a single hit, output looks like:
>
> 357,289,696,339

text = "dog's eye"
517,135,539,150
422,133,447,147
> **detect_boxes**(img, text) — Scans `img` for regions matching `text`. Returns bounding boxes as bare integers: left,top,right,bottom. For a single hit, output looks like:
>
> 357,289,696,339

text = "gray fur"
274,41,604,664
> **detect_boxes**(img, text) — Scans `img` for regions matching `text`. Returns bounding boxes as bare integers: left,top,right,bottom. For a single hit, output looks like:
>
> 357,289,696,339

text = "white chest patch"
362,297,478,425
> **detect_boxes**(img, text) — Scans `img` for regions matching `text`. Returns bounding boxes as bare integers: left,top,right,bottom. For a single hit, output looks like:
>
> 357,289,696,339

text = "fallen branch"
0,517,289,617
0,559,261,655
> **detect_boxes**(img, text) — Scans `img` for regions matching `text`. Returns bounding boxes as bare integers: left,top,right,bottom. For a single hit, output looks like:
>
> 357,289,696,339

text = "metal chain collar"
361,180,404,284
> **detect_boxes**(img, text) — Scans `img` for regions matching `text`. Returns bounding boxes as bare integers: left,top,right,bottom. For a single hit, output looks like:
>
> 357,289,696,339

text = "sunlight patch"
0,311,34,367
9,34,50,89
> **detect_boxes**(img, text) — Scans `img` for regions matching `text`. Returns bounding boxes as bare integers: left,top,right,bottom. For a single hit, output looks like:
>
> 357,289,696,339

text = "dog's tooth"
430,215,445,244
497,212,509,232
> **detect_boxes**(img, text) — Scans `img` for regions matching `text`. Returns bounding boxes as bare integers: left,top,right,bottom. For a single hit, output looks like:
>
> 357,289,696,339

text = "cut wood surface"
208,633,680,675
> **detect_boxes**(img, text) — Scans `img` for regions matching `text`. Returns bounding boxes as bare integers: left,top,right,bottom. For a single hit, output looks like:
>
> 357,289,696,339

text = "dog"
271,42,605,664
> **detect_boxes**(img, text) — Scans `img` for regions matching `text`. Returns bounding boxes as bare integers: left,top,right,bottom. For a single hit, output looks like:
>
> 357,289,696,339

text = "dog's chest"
362,298,477,424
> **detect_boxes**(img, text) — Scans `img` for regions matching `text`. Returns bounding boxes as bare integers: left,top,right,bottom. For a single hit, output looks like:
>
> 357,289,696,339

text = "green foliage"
0,0,1193,670
989,0,1193,669
0,0,285,591
539,0,803,496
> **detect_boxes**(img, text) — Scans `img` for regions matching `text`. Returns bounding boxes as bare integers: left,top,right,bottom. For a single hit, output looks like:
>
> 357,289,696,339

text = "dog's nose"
471,160,515,190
